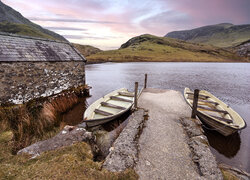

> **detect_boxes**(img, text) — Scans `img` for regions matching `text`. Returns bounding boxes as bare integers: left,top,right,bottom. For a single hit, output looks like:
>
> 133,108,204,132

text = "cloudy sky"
2,0,250,50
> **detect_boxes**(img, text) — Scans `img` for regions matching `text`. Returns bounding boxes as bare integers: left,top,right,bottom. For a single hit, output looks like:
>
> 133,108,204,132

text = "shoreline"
86,59,250,65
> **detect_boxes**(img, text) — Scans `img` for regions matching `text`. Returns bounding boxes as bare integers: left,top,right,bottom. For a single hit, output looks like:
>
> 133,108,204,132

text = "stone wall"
0,61,85,105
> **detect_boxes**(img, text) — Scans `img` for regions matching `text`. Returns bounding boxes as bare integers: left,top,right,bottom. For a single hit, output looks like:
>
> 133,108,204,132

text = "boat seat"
187,97,219,105
110,96,133,103
209,115,233,123
118,92,134,97
197,106,228,114
101,102,126,110
186,92,209,99
94,109,113,116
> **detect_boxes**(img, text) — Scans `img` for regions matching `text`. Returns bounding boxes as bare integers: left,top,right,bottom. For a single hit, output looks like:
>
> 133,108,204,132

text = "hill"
165,23,250,48
87,34,246,63
73,43,102,57
0,1,67,41
0,22,62,40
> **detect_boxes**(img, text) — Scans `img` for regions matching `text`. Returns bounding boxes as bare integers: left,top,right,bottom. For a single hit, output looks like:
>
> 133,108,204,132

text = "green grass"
190,30,250,48
0,22,57,40
0,131,138,180
87,34,246,63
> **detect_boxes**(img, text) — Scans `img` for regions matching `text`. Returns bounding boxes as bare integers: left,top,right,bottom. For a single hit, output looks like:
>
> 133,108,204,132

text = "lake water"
85,62,250,173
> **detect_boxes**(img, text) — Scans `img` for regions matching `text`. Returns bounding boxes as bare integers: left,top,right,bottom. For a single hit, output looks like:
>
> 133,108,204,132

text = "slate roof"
0,32,86,62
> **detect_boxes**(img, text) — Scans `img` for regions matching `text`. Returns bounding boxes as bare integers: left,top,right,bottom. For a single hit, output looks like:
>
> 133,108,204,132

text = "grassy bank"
87,34,247,63
0,131,138,179
0,84,138,179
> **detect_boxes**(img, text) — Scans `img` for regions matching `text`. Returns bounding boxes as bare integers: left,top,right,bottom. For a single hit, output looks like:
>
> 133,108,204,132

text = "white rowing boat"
83,88,134,127
184,88,246,136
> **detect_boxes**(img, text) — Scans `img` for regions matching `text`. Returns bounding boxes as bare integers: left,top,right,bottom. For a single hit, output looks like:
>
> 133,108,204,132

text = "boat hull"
83,88,134,127
197,111,237,136
84,108,131,127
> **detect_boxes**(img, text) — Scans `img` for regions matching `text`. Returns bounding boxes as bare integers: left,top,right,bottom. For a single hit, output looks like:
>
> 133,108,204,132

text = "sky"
2,0,250,50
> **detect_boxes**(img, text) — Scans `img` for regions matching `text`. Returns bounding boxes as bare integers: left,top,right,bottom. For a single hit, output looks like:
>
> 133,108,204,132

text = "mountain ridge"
0,1,67,41
165,23,250,48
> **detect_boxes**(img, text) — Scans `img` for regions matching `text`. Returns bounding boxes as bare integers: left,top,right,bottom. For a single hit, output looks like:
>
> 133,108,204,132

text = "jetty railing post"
191,89,200,118
144,73,147,89
134,82,138,110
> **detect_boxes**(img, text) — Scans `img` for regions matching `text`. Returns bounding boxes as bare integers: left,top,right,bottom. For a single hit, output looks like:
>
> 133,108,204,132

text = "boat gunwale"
83,107,131,123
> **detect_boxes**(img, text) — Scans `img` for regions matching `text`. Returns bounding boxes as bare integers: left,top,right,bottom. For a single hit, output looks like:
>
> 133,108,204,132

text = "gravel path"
135,88,201,180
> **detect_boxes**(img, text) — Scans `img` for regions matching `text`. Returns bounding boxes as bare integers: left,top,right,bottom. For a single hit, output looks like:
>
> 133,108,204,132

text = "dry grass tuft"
49,93,78,113
0,92,81,153
221,169,240,180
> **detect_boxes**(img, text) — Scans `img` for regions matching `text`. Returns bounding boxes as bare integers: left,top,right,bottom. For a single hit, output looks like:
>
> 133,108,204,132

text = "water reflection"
101,110,131,132
62,97,87,126
204,127,241,158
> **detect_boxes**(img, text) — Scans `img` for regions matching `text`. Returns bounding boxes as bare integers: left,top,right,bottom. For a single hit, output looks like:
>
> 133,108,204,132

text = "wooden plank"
110,96,133,103
197,106,228,114
186,92,209,99
144,74,147,89
119,92,134,97
191,89,199,118
187,97,219,105
134,82,138,109
209,115,233,123
94,109,113,116
101,102,126,110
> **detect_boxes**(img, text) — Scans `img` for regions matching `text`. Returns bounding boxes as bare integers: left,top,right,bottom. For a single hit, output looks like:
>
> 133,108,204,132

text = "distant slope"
73,43,102,57
233,39,250,59
87,34,246,63
165,23,250,48
0,22,61,40
0,1,67,41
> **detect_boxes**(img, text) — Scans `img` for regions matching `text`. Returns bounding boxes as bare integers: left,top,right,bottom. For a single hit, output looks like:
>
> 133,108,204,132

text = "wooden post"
144,73,147,89
191,89,199,118
134,82,138,109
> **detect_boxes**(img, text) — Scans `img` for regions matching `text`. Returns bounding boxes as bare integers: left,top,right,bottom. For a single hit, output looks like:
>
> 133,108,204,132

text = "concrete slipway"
103,88,223,180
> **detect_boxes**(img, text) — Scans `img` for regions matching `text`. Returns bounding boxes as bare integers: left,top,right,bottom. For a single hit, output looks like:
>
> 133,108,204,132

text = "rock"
102,109,145,172
189,135,223,180
94,118,129,159
235,41,250,58
180,117,204,138
180,117,223,179
17,125,94,157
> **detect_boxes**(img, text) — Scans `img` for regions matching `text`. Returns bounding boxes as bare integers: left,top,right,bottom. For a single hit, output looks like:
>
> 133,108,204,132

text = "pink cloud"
168,0,250,26
2,0,249,49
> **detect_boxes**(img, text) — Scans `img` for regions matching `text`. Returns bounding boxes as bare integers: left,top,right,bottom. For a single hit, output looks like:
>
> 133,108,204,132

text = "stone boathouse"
0,32,86,105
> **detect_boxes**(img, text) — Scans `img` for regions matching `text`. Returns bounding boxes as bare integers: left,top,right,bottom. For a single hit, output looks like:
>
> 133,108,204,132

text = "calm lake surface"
85,62,250,172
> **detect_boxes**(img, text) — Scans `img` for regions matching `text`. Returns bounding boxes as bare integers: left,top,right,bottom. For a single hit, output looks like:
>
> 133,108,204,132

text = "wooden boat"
83,88,134,127
184,88,246,136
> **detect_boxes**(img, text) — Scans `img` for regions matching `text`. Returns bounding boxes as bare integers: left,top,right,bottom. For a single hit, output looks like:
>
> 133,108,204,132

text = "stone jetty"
104,88,223,180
